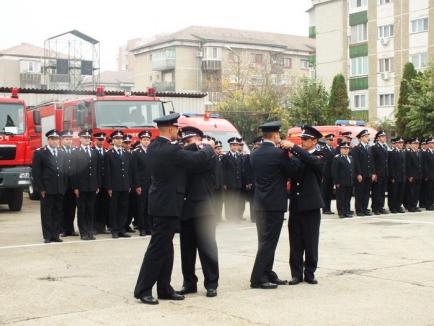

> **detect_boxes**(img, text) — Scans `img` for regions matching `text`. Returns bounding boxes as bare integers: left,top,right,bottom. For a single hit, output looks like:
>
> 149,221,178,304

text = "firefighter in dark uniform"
132,130,153,236
213,140,224,222
176,127,219,298
122,134,136,233
32,129,67,243
240,138,254,221
405,138,423,212
249,121,300,290
93,132,110,234
321,133,335,214
105,130,132,238
388,137,406,213
281,125,324,285
332,142,354,218
335,131,353,154
72,129,100,240
420,139,429,209
424,138,434,210
134,113,215,305
371,130,389,215
351,129,373,216
59,130,78,236
248,136,263,223
222,137,243,221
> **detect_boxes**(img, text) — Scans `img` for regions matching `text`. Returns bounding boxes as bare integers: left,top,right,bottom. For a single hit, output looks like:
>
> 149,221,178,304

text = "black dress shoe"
288,278,302,285
118,233,131,238
373,211,381,215
159,293,185,300
81,235,89,240
250,282,278,289
44,239,51,243
176,286,197,295
88,235,96,240
390,209,398,214
271,278,288,285
398,208,406,213
415,208,422,212
356,212,365,217
139,296,159,305
126,226,136,233
322,211,334,215
338,214,346,219
344,214,353,218
112,233,119,239
51,238,63,242
206,289,217,297
364,211,372,216
380,209,389,214
304,277,318,284
139,230,146,236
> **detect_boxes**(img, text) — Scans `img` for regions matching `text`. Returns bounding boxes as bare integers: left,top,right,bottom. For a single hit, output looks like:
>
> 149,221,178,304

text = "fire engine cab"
0,88,33,211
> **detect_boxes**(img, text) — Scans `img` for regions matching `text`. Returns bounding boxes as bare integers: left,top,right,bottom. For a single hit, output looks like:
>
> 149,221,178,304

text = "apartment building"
131,26,315,105
309,0,434,123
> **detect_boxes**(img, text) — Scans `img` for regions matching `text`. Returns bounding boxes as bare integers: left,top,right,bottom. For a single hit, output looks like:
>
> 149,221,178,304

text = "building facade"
309,0,434,123
131,26,315,107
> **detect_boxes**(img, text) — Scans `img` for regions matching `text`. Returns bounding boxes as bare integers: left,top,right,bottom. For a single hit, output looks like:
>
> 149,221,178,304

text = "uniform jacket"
181,143,217,219
241,153,254,188
214,155,224,191
59,146,74,189
289,145,325,212
406,150,422,179
250,142,299,212
332,154,354,187
132,146,151,189
321,144,335,180
147,137,215,217
371,142,389,177
71,146,100,191
222,152,242,190
351,143,373,178
422,149,434,180
32,146,67,195
104,147,132,192
94,146,106,188
388,149,406,183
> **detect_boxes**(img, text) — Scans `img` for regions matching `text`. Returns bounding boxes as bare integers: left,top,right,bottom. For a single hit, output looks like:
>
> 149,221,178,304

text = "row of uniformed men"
320,129,434,218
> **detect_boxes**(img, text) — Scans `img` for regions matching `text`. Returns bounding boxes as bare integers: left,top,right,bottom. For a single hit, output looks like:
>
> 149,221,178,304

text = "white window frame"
351,23,368,44
379,57,394,73
300,59,310,69
410,52,428,70
353,94,367,109
350,56,368,77
379,93,395,107
411,18,429,34
350,0,367,9
378,24,394,39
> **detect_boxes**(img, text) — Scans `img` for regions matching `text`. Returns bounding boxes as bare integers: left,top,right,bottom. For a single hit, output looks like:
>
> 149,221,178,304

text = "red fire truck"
0,89,33,211
27,87,165,197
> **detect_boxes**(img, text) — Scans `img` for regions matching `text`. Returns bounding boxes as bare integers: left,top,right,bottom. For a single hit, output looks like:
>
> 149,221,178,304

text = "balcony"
152,81,175,92
202,59,222,71
20,73,41,88
152,58,176,71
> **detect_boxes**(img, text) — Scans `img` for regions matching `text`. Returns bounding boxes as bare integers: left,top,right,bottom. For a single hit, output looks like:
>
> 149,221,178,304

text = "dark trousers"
180,216,219,290
355,177,371,213
288,209,321,280
41,194,63,241
405,179,421,210
224,189,241,221
250,211,284,285
135,187,152,232
95,189,109,232
214,189,224,221
321,176,334,212
371,176,387,211
336,185,352,216
134,216,178,298
77,191,96,238
62,189,76,234
109,191,129,234
426,180,434,208
388,181,405,211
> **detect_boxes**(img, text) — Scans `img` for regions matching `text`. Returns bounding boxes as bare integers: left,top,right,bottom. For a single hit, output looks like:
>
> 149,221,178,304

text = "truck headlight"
19,172,30,179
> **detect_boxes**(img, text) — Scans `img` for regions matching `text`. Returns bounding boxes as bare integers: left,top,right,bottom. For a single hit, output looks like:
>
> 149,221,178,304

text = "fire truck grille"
0,146,16,160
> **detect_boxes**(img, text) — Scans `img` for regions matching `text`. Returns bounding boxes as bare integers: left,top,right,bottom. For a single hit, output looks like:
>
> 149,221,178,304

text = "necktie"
86,147,91,157
54,149,57,157
118,149,122,157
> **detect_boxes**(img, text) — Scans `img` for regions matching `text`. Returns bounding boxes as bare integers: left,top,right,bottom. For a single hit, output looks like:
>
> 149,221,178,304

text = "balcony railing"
202,59,222,71
152,58,176,71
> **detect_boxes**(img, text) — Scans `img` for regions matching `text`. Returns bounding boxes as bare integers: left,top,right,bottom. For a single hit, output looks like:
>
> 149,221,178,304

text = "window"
353,94,367,109
411,18,429,33
379,58,394,73
350,56,368,76
379,0,392,4
283,57,292,68
351,23,368,43
410,52,428,69
204,47,222,60
378,24,394,38
0,103,25,134
379,93,395,107
350,0,367,8
300,59,309,69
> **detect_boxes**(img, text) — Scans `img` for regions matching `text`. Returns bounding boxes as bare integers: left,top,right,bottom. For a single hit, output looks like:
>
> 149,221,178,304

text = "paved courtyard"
1,197,434,325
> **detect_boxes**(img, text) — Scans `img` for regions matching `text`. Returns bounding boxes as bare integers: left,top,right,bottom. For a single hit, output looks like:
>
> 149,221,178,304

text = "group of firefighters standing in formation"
31,111,433,305
321,129,434,219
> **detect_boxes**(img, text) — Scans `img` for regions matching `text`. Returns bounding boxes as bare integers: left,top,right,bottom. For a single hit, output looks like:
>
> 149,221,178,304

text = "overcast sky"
1,0,311,71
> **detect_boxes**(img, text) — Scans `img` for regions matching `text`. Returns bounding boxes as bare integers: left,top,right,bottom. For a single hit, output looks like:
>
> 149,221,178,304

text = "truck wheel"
8,189,23,211
28,184,40,201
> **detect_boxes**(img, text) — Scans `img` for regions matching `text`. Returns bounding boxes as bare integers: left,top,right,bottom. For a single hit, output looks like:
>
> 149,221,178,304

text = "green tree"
327,74,350,123
404,65,434,138
288,78,329,126
396,62,417,137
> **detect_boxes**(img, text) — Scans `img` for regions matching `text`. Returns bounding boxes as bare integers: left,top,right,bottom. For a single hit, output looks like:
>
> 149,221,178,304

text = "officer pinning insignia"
259,121,281,132
153,112,180,126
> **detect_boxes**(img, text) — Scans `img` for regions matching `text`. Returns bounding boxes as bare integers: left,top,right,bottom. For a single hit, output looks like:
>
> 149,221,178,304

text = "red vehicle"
0,89,33,211
177,113,248,153
27,87,165,197
286,120,378,147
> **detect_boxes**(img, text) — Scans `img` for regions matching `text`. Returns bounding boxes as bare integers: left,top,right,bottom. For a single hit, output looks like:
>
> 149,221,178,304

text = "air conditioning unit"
381,72,390,80
380,38,390,46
